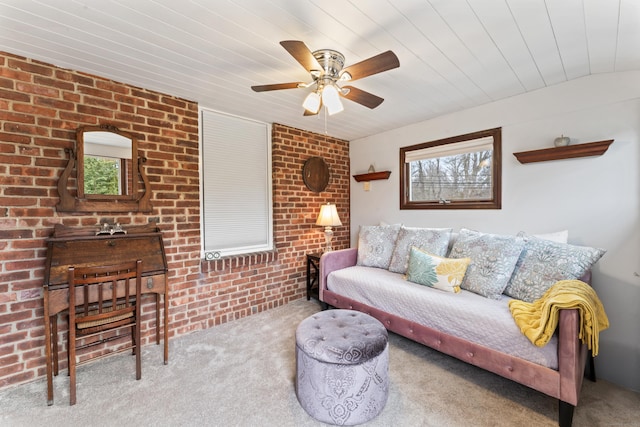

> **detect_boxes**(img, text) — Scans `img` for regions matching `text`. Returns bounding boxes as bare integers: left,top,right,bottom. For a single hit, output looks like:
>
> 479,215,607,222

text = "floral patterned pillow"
449,228,525,299
405,247,470,293
503,235,606,302
356,224,401,269
388,226,452,274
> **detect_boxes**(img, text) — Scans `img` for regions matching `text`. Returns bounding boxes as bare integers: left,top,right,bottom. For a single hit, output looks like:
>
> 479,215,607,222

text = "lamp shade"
316,203,342,227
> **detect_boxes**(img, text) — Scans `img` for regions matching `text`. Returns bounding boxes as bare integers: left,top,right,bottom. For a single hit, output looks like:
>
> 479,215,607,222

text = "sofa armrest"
557,271,591,406
557,308,588,406
319,248,358,301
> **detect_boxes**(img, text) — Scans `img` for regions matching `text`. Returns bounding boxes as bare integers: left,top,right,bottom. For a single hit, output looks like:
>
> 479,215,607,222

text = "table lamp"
316,203,342,252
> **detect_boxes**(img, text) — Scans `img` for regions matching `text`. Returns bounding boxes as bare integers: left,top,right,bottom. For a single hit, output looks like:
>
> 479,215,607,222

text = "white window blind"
404,136,493,163
200,108,273,258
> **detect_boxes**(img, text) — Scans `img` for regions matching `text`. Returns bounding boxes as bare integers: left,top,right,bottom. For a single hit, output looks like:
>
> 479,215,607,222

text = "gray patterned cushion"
449,228,525,299
503,235,606,302
356,224,401,269
388,226,452,274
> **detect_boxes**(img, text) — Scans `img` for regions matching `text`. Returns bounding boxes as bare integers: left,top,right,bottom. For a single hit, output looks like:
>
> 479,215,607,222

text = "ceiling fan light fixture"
253,41,399,115
339,71,352,81
302,91,321,113
322,84,343,115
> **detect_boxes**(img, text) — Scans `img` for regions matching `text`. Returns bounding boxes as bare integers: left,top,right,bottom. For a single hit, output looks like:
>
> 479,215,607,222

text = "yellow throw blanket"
509,280,609,356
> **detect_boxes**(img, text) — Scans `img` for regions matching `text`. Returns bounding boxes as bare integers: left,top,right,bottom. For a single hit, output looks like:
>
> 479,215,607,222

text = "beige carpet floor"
1,299,638,426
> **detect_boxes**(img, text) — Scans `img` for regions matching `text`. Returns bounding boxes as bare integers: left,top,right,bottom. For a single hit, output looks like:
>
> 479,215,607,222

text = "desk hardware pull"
107,240,116,247
147,278,154,289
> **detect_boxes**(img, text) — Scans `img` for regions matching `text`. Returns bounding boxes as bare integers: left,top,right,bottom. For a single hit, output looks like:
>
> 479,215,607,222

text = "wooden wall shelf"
513,139,614,164
353,171,391,182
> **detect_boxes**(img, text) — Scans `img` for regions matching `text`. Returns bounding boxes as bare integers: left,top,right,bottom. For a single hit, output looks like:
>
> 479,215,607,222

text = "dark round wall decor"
302,156,330,193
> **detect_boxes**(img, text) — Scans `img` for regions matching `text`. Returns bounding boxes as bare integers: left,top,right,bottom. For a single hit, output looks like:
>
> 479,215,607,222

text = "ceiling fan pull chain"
324,108,328,135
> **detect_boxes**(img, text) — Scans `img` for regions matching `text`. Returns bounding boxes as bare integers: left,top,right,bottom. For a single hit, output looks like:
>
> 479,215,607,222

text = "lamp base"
324,226,334,252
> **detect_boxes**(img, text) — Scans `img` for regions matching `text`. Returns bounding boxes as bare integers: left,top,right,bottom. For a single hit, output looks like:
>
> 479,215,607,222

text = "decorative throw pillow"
503,235,606,302
356,224,401,269
449,228,525,299
388,226,452,274
406,247,470,293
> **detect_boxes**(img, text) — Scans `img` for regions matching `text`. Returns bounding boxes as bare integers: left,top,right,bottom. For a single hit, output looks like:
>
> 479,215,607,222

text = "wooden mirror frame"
56,124,153,213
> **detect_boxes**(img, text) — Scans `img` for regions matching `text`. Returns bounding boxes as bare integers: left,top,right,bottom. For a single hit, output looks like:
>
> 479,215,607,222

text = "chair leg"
131,324,136,356
52,315,59,377
68,327,76,405
156,294,161,345
135,318,141,380
45,313,54,406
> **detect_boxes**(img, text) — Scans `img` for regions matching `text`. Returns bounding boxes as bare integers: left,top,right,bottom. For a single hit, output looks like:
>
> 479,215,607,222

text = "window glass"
400,128,501,209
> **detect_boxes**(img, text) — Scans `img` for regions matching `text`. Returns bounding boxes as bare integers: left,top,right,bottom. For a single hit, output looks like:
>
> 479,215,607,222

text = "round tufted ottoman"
295,309,389,425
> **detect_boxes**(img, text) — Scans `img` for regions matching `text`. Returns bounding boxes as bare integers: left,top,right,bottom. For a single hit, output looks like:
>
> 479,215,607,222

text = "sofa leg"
586,349,596,382
559,400,574,427
320,302,330,311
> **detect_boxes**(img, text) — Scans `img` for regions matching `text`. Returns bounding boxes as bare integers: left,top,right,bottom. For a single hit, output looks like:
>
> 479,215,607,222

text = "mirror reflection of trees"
83,156,119,195
410,150,492,202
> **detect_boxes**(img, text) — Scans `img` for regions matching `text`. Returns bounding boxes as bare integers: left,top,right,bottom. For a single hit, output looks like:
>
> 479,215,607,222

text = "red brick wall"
0,52,350,389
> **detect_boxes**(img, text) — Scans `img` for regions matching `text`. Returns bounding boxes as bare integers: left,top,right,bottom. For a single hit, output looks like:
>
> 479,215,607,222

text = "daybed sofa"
319,225,606,427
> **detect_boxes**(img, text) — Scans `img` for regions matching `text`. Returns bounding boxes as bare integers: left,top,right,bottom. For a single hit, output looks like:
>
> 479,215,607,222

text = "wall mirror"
56,124,152,213
79,129,134,197
400,127,502,210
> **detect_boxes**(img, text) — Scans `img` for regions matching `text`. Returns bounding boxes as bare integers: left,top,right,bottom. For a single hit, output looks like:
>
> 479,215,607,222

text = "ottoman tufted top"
296,309,388,365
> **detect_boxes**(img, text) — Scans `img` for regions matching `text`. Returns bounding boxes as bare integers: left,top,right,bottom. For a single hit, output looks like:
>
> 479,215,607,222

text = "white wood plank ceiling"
1,0,638,141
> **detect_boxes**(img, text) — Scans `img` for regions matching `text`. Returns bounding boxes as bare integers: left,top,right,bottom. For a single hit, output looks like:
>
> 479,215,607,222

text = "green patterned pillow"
405,246,471,293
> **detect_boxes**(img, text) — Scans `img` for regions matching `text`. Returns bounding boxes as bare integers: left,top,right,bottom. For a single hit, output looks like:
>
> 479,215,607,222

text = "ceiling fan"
251,40,400,116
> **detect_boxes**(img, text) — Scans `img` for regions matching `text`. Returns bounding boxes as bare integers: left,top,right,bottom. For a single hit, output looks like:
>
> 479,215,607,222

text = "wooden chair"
66,260,143,405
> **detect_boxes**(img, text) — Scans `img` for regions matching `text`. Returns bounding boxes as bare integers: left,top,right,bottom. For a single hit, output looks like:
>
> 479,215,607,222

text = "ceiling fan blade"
280,40,322,73
341,86,384,109
341,51,399,81
251,82,303,92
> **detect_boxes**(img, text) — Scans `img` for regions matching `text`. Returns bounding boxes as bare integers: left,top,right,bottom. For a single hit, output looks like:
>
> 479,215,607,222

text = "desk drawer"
143,274,166,295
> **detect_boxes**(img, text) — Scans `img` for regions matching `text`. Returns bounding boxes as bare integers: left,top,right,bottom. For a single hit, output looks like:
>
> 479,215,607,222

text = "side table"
306,253,321,301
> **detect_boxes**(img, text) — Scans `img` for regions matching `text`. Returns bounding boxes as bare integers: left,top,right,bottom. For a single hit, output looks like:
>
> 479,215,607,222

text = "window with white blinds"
200,108,273,258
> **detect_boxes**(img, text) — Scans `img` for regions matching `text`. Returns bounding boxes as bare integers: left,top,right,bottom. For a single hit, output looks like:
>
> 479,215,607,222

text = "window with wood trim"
400,127,502,209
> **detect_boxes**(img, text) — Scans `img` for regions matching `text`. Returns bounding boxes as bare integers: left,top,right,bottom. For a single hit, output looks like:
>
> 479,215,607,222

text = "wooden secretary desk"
43,222,169,405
